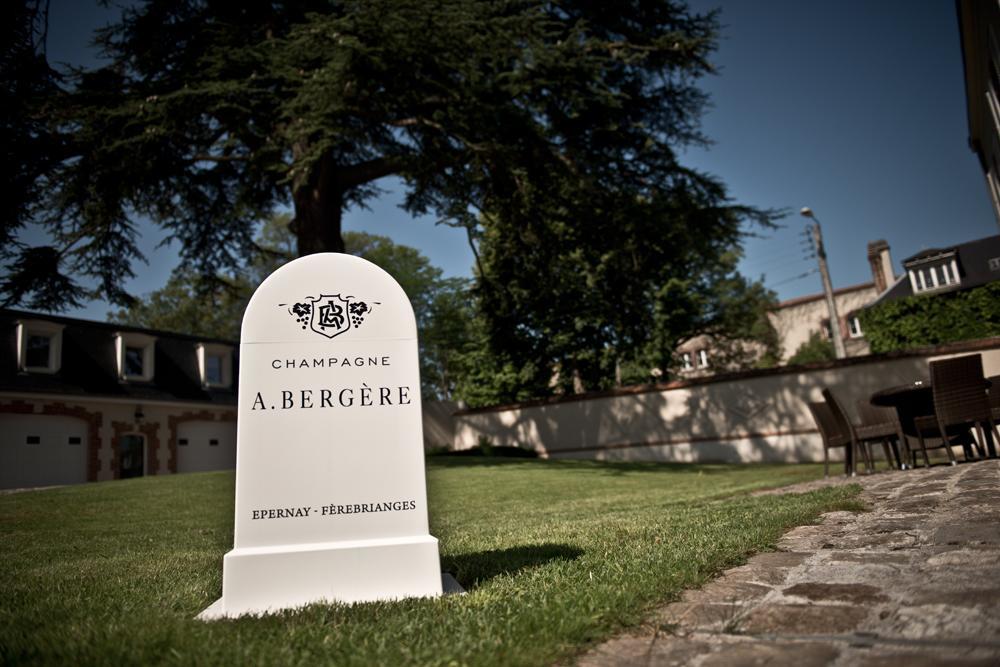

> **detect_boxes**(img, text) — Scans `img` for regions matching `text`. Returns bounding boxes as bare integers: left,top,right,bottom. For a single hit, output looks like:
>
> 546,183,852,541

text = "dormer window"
16,320,64,373
697,349,709,369
906,253,960,294
115,333,156,381
196,343,233,388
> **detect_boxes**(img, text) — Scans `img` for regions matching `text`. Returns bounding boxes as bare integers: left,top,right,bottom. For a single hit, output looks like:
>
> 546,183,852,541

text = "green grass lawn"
0,459,860,666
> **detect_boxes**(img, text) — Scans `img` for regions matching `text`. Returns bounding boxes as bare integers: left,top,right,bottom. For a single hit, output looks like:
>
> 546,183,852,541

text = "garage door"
0,414,88,489
176,421,237,473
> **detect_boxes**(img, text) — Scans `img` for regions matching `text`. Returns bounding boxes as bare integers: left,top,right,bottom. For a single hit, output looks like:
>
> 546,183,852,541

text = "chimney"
867,240,895,293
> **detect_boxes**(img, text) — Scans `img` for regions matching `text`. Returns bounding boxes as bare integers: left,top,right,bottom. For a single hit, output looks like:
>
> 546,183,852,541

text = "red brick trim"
110,421,129,479
166,410,236,474
139,422,161,475
1,400,104,482
0,400,36,414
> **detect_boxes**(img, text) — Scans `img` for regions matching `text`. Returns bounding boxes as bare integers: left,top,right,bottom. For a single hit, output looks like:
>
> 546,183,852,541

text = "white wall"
0,414,88,489
453,342,1000,463
176,420,237,473
422,400,457,450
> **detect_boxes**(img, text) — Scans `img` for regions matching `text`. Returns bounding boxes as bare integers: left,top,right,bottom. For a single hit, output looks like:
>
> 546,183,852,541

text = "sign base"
198,535,442,620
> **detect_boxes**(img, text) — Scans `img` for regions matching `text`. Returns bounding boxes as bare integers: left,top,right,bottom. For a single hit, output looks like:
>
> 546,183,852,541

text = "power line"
765,268,818,289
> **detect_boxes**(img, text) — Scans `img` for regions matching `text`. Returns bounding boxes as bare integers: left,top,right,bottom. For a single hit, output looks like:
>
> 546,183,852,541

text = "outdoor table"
871,377,996,459
870,381,934,439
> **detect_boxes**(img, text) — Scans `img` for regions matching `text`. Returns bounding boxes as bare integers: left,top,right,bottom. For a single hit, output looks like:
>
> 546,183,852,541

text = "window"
209,439,219,447
681,352,692,371
15,320,64,373
124,346,145,377
848,316,863,339
178,438,189,447
989,257,1000,272
942,263,954,283
26,335,51,368
196,343,233,388
908,255,960,294
68,436,81,445
115,333,156,381
26,436,40,445
205,354,224,385
820,318,833,340
697,349,709,368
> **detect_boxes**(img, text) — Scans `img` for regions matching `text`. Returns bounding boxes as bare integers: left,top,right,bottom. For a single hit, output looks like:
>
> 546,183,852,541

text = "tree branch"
334,156,405,190
189,154,250,163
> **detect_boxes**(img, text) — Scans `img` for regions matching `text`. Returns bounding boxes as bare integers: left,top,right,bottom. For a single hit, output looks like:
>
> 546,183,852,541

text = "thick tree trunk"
291,153,346,256
289,150,403,256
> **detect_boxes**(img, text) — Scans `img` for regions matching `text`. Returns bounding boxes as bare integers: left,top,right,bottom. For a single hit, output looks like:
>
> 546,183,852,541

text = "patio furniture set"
808,353,1000,477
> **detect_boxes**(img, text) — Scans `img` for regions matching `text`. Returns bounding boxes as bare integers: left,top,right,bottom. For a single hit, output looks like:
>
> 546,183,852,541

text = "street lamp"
800,207,847,360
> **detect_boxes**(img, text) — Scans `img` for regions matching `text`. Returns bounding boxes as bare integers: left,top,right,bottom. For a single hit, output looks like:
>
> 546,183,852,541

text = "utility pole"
801,207,846,360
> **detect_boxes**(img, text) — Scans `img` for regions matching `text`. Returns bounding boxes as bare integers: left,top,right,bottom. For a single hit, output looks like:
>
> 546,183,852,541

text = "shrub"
787,330,836,365
860,282,1000,353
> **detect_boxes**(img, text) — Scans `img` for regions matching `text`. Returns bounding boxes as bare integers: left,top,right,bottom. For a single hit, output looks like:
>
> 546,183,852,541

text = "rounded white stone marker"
199,253,443,619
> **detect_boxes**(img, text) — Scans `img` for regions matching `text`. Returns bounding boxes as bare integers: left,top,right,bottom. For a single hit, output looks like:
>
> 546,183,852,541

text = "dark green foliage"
787,330,836,365
8,2,770,388
108,267,248,340
1,1,78,308
476,235,780,397
11,0,773,407
111,217,472,398
860,282,1000,353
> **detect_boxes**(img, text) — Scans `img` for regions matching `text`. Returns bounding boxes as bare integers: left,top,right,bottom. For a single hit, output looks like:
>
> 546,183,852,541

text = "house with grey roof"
0,309,238,489
869,234,1000,306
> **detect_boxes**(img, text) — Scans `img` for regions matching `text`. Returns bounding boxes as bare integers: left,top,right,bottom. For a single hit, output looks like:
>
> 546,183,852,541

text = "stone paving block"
906,586,1000,608
782,582,888,605
575,461,1000,667
723,563,798,586
748,551,812,568
699,640,839,667
887,603,1000,639
848,649,1000,667
655,602,744,631
683,579,772,605
931,524,1000,545
826,551,910,566
739,604,870,635
925,548,1000,567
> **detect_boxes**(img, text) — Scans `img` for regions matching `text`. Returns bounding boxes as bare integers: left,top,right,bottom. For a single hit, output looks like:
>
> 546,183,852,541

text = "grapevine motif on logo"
280,294,379,339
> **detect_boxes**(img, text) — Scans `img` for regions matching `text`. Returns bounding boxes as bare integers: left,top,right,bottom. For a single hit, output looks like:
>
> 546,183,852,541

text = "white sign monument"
199,253,443,619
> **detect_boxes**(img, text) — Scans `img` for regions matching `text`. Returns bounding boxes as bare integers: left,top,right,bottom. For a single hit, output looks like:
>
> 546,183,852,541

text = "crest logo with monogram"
282,294,378,339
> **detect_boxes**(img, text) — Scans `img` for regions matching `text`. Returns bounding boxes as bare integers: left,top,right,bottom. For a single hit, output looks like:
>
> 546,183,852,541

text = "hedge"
860,282,1000,353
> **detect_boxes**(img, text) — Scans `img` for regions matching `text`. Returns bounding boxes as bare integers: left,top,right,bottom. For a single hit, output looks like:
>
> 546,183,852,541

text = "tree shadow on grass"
443,543,584,590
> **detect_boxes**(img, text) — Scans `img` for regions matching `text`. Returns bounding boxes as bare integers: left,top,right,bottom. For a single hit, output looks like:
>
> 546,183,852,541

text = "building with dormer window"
869,234,1000,305
0,310,238,489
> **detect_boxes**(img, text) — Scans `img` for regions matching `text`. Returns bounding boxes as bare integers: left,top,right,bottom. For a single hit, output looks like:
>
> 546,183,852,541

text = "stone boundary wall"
452,339,1000,463
422,400,458,450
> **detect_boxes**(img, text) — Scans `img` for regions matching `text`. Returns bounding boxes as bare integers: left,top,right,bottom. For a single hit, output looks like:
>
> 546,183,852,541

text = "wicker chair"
989,375,1000,422
913,355,998,465
822,389,881,473
808,401,855,477
854,399,907,470
808,390,873,477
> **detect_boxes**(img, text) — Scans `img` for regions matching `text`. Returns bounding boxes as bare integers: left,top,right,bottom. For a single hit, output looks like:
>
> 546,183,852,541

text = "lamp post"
800,207,846,360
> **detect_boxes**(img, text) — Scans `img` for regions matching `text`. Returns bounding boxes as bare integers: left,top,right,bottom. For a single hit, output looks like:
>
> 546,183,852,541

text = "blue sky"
39,0,1000,320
